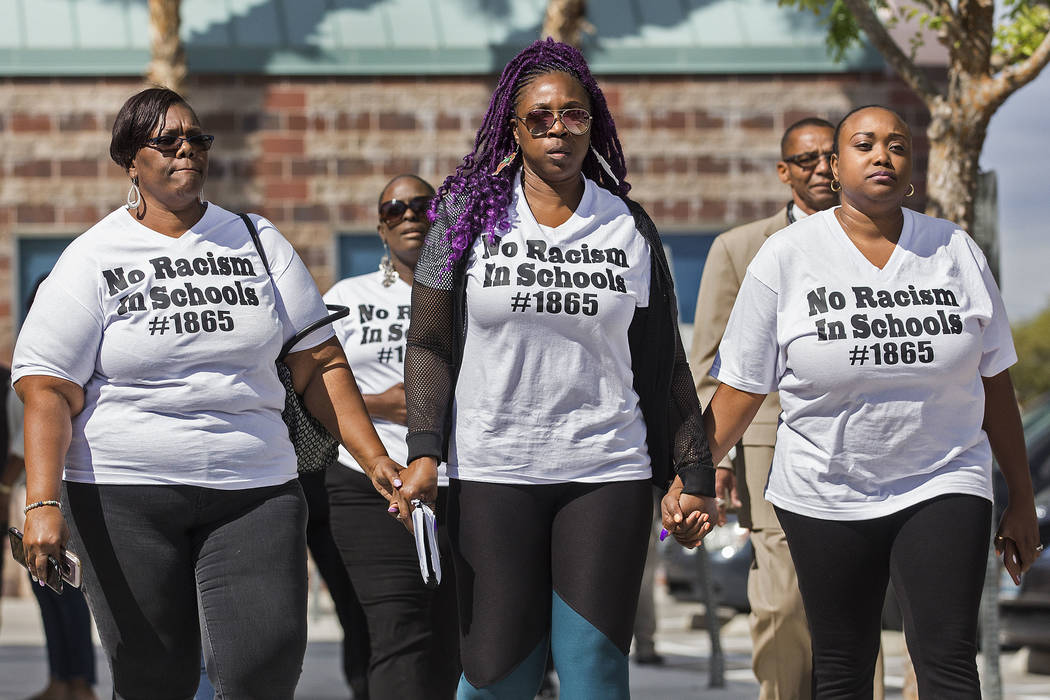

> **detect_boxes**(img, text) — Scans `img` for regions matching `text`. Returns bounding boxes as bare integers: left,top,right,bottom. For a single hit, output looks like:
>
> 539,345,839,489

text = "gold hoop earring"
830,180,841,192
905,183,915,197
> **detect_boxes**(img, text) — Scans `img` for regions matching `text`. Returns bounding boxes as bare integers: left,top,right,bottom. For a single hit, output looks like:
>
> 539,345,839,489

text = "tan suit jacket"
689,207,789,530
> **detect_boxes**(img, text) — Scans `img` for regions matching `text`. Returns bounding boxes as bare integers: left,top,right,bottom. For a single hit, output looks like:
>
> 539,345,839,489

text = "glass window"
662,232,718,323
16,236,76,326
336,233,385,283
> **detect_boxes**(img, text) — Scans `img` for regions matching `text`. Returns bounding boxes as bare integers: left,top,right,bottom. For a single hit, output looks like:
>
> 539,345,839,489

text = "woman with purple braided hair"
394,39,719,698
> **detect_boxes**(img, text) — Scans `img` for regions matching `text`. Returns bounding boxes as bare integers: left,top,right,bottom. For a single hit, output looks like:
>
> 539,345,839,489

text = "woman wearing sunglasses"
322,174,460,699
12,87,403,698
398,39,718,698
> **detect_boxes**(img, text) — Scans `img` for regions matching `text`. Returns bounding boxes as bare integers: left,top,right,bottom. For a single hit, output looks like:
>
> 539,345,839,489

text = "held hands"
384,457,439,534
661,475,719,549
996,501,1044,585
22,505,69,585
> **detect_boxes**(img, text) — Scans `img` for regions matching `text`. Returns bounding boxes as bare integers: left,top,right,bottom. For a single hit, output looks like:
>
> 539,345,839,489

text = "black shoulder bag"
240,213,350,473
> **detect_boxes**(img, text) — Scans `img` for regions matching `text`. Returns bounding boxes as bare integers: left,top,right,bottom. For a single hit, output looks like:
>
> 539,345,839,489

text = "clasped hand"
660,475,719,549
371,456,437,535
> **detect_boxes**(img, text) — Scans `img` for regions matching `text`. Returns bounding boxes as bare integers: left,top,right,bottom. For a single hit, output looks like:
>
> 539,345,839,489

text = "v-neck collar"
119,201,213,244
826,207,913,275
515,172,593,238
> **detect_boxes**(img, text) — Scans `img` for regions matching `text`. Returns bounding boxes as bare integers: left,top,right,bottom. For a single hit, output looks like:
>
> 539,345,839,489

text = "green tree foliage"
1012,304,1050,405
776,0,1050,238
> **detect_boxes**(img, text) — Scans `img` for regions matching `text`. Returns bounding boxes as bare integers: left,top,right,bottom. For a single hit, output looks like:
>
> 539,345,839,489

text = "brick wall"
0,71,930,359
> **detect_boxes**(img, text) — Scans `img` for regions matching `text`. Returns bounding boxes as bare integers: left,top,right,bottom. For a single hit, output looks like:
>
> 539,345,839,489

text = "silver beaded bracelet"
23,499,61,515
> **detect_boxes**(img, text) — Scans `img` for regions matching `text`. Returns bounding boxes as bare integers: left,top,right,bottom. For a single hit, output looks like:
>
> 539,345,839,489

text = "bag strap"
239,213,350,360
279,304,349,360
240,213,271,276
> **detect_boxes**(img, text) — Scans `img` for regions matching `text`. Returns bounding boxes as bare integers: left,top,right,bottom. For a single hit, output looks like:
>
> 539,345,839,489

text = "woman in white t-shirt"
675,105,1042,698
12,88,403,699
323,174,460,699
399,40,718,698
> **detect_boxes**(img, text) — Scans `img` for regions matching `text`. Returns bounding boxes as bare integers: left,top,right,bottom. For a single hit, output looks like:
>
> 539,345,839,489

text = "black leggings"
326,466,460,700
777,494,992,700
450,478,652,697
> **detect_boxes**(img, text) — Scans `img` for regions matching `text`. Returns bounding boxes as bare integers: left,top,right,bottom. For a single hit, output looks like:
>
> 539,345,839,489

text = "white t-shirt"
713,208,1016,520
450,174,653,484
324,271,448,486
12,203,333,489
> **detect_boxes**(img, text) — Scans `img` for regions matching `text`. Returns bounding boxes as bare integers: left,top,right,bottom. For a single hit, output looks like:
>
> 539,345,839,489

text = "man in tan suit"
689,117,836,700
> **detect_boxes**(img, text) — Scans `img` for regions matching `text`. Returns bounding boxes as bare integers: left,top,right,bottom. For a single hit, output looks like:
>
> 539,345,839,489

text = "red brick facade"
0,72,931,359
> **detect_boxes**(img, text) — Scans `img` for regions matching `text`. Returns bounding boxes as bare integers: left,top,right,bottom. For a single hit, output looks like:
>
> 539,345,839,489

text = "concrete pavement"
3,581,1050,699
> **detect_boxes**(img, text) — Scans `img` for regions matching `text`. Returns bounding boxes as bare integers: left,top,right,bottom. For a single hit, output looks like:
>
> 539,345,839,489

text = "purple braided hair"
431,37,631,267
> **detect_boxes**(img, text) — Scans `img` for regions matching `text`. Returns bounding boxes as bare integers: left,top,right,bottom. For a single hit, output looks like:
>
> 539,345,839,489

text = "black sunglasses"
379,196,433,226
144,134,215,156
783,150,833,170
515,108,592,137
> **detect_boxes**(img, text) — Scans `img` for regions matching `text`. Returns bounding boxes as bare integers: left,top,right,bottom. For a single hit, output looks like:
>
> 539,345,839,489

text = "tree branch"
912,0,963,44
990,28,1050,104
840,0,941,103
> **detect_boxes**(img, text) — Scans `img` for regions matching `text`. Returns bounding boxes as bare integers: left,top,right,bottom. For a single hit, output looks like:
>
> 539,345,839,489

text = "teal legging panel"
457,637,548,700
551,591,630,700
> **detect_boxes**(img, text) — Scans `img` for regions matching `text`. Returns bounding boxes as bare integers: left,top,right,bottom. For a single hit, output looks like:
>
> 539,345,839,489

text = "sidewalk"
3,584,1050,699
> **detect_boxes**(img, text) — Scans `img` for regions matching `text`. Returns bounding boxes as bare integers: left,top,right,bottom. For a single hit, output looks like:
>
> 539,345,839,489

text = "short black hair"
780,117,835,157
377,174,435,208
110,87,194,172
832,104,910,155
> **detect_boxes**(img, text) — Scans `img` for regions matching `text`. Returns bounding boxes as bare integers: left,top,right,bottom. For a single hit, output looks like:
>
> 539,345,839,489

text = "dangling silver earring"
379,242,397,287
590,147,620,186
199,186,206,204
126,178,141,210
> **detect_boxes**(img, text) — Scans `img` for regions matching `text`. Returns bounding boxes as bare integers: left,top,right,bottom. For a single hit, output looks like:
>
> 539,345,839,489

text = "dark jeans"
326,466,460,700
64,479,308,700
299,470,371,698
31,576,97,683
777,493,992,700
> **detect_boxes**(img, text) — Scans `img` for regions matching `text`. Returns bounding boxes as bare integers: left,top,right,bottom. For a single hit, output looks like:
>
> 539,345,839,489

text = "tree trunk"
923,86,993,235
541,0,589,47
146,0,186,95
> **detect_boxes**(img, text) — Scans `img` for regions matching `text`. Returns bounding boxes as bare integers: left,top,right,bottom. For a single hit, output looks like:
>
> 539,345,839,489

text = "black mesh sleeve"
669,324,715,496
626,198,715,496
405,197,463,462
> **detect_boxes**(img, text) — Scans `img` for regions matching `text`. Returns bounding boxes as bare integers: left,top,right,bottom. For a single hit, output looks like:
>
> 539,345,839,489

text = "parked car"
661,513,752,613
999,483,1050,672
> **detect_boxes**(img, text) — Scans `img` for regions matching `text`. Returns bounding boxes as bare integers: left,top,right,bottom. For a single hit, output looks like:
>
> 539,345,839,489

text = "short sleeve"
710,270,780,394
253,215,334,353
12,252,104,388
965,236,1017,376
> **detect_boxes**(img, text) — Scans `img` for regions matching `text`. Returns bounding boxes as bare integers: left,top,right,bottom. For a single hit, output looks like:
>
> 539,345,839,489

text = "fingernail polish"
388,505,398,513
659,529,668,542
393,479,403,488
